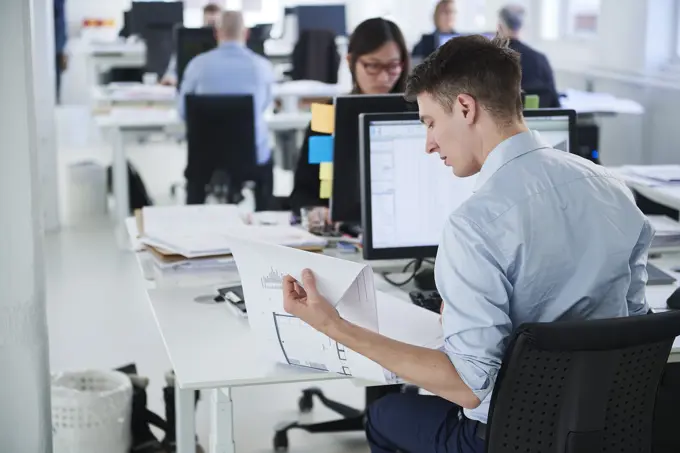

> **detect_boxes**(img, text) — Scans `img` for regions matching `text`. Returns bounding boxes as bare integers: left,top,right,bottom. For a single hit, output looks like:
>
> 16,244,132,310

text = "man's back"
509,39,559,108
437,130,652,423
178,43,274,164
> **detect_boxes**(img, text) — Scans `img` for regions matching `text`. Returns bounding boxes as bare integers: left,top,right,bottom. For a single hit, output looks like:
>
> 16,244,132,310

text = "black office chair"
274,310,680,452
184,94,260,207
486,310,680,453
289,30,340,84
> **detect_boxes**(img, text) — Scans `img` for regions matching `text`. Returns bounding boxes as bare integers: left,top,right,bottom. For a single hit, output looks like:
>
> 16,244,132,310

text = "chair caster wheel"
299,392,314,413
273,430,289,451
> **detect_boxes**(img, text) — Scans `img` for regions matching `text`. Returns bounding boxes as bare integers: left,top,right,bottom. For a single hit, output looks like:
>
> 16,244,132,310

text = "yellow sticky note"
311,103,335,134
319,162,333,181
320,179,332,199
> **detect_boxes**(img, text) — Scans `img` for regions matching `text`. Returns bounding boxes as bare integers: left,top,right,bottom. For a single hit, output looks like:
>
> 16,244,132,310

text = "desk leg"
112,128,130,247
210,388,235,453
176,384,197,453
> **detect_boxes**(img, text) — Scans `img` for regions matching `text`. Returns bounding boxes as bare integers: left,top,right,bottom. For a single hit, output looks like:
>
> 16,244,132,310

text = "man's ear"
457,94,477,125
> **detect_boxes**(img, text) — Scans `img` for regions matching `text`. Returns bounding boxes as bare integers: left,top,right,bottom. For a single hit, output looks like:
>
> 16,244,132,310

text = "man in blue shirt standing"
54,0,67,104
179,10,275,210
281,35,653,453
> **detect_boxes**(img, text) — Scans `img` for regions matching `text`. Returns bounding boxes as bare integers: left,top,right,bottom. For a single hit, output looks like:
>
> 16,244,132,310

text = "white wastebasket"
51,370,133,453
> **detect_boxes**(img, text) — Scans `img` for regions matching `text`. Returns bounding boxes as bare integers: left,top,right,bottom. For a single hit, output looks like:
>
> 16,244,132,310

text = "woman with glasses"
288,18,409,218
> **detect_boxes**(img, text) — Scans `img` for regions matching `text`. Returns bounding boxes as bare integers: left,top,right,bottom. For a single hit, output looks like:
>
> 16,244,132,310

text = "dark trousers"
366,393,485,453
186,160,273,212
55,53,63,104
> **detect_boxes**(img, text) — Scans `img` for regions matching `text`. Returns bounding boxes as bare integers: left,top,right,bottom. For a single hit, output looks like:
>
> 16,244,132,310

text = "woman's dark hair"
347,18,410,94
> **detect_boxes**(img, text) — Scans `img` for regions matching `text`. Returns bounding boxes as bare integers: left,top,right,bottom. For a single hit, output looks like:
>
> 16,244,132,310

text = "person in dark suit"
54,0,67,104
288,18,410,215
412,0,457,61
498,4,560,108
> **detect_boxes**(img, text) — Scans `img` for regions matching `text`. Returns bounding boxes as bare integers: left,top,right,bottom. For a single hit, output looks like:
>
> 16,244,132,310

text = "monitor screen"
176,27,217,89
438,33,458,47
360,113,476,260
331,94,416,224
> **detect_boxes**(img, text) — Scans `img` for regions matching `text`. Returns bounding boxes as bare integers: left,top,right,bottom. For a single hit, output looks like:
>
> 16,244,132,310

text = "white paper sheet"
142,205,245,238
227,236,444,384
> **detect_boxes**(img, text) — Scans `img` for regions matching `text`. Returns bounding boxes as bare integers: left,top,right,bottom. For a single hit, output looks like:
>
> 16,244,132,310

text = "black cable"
381,258,423,288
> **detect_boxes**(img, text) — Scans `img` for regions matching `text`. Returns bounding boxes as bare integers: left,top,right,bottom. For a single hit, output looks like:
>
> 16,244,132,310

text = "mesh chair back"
486,311,680,453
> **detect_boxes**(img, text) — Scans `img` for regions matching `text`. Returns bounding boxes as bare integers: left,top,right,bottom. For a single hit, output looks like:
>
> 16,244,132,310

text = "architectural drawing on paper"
261,267,285,289
273,313,353,376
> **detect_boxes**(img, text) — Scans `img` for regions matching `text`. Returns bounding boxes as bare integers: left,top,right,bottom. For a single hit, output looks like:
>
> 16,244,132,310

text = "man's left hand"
282,269,341,334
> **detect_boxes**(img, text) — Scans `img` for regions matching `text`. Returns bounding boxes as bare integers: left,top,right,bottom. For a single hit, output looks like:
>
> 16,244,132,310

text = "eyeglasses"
359,60,403,76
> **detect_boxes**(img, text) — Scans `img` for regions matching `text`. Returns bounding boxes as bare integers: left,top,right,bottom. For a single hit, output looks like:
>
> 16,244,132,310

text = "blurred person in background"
412,0,457,60
498,4,560,108
160,3,223,86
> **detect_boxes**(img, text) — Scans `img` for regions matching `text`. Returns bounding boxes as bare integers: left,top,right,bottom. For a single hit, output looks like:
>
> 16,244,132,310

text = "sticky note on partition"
320,179,332,199
309,135,333,164
319,162,333,181
311,103,335,134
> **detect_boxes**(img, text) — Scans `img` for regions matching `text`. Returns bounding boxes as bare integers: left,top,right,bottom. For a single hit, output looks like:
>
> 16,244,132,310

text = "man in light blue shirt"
178,10,275,209
280,35,653,453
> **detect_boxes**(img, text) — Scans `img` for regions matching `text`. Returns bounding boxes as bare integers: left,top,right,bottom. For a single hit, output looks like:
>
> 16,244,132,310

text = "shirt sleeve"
177,58,199,119
437,214,513,403
164,54,178,80
627,218,654,316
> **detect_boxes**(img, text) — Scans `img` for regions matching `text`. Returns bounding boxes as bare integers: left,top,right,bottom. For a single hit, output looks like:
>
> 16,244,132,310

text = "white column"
0,0,53,451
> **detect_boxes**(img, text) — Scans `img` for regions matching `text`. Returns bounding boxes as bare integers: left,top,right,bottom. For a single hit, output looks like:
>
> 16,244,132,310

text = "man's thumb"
301,269,318,295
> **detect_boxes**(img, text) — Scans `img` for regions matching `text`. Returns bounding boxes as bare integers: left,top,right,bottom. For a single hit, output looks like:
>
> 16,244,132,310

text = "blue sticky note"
309,135,334,164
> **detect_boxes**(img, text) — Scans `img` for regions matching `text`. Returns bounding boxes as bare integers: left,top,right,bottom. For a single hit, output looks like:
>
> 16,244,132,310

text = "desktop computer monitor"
296,5,347,36
359,109,578,260
176,27,217,88
437,33,459,47
130,1,184,76
524,109,577,153
330,94,417,224
359,112,477,260
130,1,183,35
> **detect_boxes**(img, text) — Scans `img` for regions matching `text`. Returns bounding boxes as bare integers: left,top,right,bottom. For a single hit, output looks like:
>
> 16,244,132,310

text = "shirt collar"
218,41,246,50
473,130,551,192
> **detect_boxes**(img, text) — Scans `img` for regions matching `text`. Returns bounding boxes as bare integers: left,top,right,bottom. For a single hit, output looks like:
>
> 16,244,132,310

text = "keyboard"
409,290,442,314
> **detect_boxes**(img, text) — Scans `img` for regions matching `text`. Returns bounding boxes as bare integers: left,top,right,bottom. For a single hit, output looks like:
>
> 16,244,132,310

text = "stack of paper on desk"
620,165,680,186
137,205,326,260
648,215,680,250
227,236,443,384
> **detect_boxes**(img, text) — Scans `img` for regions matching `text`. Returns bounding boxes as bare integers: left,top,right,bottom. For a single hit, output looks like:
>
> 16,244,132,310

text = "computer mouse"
666,286,680,309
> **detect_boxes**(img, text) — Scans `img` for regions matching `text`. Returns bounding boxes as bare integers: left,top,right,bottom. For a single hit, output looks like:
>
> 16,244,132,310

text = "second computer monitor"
331,94,416,224
176,27,217,88
524,109,577,153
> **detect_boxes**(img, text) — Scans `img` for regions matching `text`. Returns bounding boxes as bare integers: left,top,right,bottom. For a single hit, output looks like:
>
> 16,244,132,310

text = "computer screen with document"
359,113,476,260
359,109,577,260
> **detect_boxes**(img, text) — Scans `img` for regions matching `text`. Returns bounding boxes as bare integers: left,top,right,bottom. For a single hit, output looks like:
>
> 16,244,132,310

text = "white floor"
47,114,371,452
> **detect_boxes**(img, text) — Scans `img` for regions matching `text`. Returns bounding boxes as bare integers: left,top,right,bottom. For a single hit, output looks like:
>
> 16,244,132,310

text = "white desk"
131,221,680,453
97,109,312,243
560,89,645,116
92,80,344,113
609,167,680,212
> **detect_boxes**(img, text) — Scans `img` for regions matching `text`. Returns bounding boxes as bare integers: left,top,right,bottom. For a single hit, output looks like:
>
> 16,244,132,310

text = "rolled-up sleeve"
436,214,513,402
627,218,654,316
